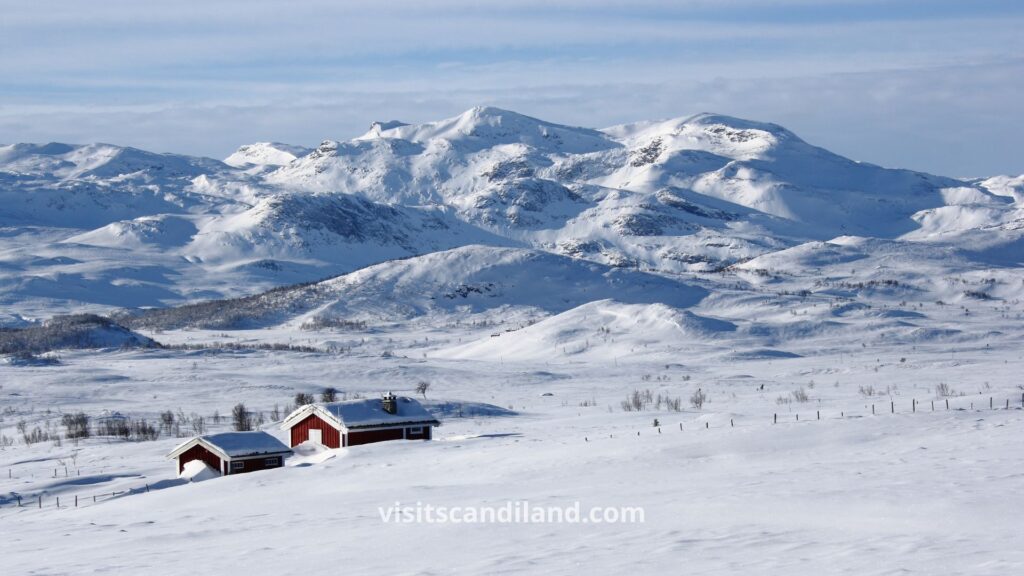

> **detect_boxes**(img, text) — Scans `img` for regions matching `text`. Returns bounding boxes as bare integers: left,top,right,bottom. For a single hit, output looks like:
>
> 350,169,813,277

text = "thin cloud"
1,1,1021,175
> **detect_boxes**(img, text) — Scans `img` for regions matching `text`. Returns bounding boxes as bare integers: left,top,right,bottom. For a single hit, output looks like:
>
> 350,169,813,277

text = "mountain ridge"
0,107,1020,316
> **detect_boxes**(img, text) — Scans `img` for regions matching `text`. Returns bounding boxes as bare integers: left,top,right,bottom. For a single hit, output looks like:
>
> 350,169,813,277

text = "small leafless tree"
321,387,338,403
415,381,431,398
690,388,706,410
294,392,315,408
160,410,175,435
191,414,206,435
232,403,252,432
61,412,90,440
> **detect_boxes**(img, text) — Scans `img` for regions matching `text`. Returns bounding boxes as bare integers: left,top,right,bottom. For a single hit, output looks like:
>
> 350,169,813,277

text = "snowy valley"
1,108,1023,574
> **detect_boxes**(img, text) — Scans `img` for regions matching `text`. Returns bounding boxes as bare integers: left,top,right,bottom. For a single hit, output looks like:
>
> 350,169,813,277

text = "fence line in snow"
583,393,1024,443
0,481,154,514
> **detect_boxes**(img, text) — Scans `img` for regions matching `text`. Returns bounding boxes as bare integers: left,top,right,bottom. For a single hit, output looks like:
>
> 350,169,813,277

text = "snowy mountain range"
1,106,1021,320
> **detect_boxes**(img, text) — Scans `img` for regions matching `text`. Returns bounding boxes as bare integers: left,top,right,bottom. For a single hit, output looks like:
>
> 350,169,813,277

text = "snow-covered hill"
0,107,1020,316
121,245,707,329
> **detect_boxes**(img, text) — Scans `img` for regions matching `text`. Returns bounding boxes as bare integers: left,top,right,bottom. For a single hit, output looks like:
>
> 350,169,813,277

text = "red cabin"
167,431,292,477
281,393,439,449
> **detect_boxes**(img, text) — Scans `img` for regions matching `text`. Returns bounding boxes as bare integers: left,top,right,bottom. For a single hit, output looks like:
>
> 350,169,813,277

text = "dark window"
264,457,280,466
231,461,244,470
409,426,423,434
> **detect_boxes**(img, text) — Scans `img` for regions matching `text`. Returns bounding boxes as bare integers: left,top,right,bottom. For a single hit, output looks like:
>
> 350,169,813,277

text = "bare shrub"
232,403,252,432
664,396,682,411
160,410,175,435
61,412,90,439
621,389,654,412
130,419,159,441
792,388,809,403
321,387,338,403
415,381,431,398
690,388,706,410
190,414,206,435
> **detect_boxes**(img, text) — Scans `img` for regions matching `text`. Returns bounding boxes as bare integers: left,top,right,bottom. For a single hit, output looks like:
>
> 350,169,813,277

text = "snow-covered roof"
282,396,440,431
168,431,292,461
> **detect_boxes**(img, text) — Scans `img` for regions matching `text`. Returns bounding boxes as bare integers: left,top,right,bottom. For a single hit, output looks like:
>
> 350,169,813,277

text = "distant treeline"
0,314,157,355
115,276,341,330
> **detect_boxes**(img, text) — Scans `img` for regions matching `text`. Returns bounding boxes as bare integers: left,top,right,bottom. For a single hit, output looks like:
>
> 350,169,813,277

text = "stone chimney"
382,391,397,415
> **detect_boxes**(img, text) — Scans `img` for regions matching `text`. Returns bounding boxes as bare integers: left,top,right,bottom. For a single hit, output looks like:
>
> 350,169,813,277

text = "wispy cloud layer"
2,1,1021,175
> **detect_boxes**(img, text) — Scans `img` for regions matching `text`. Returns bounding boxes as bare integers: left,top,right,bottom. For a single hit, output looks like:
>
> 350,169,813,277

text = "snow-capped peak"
224,142,312,168
603,112,801,161
357,120,412,140
0,141,226,179
362,106,619,153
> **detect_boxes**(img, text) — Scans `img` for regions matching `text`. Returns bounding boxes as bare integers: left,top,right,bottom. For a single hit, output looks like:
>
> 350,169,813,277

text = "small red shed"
167,431,292,477
281,393,439,449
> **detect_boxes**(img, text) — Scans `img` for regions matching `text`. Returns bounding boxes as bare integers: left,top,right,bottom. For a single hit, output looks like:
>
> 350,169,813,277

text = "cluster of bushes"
0,314,156,355
163,341,323,353
116,276,336,330
95,417,160,441
620,389,688,412
776,387,810,405
300,317,369,331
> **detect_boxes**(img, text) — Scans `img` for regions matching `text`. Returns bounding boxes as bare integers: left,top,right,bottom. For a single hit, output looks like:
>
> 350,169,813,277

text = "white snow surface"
169,431,291,459
1,107,1023,574
287,397,439,429
178,459,218,482
223,142,312,169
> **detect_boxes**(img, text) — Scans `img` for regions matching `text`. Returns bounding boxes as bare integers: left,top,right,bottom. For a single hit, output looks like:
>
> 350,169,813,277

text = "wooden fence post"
17,496,21,507
38,496,41,509
774,413,777,424
872,404,875,415
705,422,709,429
56,497,59,508
679,422,682,431
931,401,934,411
75,495,78,508
1006,399,1010,410
891,401,894,414
990,397,993,410
913,399,916,413
730,419,734,427
817,410,820,420
946,398,949,410
796,414,799,421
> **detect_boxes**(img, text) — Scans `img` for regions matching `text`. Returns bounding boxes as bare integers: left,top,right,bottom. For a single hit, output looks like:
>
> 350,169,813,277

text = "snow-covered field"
2,107,1023,573
2,280,1023,574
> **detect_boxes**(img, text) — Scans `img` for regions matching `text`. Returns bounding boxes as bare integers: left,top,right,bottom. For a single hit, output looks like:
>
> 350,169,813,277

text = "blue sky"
1,0,1022,176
